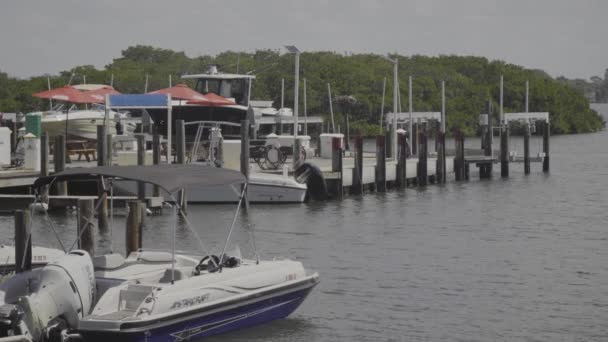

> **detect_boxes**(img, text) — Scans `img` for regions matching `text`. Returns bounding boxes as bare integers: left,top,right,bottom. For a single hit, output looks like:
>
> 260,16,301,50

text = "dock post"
500,126,509,178
152,127,161,197
411,121,418,156
14,210,32,273
543,121,550,173
454,129,463,181
480,115,493,179
436,131,446,183
375,135,386,192
40,133,49,201
106,133,113,166
294,137,303,167
136,134,146,201
77,199,95,257
417,127,428,186
53,135,67,196
126,200,143,255
96,125,107,167
524,122,531,174
384,130,392,161
351,136,363,194
397,133,407,188
240,120,250,211
331,137,343,199
176,120,187,212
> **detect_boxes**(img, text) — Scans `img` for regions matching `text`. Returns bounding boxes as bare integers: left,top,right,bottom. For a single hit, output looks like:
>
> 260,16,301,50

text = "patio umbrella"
84,86,121,103
33,85,101,141
186,92,236,106
149,84,209,102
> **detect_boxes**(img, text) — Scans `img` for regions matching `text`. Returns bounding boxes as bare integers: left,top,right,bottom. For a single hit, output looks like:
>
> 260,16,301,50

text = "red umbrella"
33,85,101,104
84,86,121,103
149,84,209,102
187,92,236,106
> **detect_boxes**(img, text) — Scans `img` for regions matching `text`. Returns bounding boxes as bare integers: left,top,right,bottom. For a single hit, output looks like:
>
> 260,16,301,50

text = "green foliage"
0,46,604,135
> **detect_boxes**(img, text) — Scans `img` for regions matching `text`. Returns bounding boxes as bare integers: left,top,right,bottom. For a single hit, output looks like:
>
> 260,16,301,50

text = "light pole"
285,45,301,165
382,55,398,158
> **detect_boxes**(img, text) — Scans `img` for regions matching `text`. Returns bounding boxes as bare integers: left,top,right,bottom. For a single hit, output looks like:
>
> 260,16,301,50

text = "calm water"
1,130,608,341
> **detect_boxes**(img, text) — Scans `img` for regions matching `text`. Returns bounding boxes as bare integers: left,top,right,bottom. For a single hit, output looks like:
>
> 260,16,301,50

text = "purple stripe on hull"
80,287,313,342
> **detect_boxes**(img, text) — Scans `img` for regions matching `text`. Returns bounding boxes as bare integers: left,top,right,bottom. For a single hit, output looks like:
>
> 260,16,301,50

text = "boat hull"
79,283,315,342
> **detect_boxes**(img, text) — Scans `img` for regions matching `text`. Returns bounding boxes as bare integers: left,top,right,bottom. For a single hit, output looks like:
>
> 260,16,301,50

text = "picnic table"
66,140,96,162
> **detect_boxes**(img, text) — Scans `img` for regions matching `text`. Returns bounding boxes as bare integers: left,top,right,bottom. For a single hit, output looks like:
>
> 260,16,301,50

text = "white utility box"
0,127,11,165
23,133,40,171
319,133,344,158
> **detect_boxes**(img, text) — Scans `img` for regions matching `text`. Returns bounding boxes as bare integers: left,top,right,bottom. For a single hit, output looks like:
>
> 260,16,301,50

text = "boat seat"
135,251,175,263
94,253,126,270
158,267,192,283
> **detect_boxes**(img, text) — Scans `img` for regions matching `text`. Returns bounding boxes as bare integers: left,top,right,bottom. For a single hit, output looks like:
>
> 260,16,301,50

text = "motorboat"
0,245,64,278
29,103,135,140
0,164,319,341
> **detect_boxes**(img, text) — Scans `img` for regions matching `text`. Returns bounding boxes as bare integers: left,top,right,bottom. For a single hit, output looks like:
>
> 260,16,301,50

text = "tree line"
0,45,604,136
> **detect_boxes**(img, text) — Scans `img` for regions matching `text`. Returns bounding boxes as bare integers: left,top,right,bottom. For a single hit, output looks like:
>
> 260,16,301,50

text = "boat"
0,164,319,341
0,245,64,278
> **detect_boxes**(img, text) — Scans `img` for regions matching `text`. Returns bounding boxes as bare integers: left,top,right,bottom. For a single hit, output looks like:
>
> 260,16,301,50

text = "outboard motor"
0,250,95,341
294,162,328,201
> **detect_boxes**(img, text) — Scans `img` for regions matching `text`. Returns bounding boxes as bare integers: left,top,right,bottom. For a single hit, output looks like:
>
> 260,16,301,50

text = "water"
2,130,608,341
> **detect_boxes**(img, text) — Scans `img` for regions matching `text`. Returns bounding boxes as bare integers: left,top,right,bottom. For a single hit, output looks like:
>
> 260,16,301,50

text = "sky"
0,0,606,80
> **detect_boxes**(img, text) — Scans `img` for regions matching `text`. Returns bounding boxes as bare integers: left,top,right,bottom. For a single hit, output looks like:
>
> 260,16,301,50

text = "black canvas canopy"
33,164,246,194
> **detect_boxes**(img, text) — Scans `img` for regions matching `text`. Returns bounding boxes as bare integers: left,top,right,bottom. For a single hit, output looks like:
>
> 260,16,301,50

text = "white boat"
29,104,135,140
0,245,64,278
0,165,319,341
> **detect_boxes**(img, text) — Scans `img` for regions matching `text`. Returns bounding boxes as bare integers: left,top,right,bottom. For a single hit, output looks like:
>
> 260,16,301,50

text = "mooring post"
294,137,303,167
40,132,49,202
14,210,32,273
384,130,392,161
152,127,161,197
479,114,493,179
176,120,187,212
436,131,445,183
106,133,113,166
411,121,418,156
53,135,67,196
331,137,343,199
397,133,407,188
375,135,386,192
136,134,146,201
500,126,509,178
417,127,428,186
77,199,95,256
96,125,107,167
240,120,250,212
351,136,363,194
543,121,550,173
454,129,464,181
126,200,143,255
524,122,531,174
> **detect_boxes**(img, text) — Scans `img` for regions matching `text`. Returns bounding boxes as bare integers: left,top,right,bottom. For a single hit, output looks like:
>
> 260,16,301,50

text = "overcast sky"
1,0,606,79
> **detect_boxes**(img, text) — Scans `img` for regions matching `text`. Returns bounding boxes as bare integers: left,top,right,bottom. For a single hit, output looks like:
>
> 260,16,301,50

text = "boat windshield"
195,78,248,105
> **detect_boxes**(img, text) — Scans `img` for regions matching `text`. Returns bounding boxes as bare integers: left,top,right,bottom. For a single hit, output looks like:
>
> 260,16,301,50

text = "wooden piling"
543,121,550,173
436,131,446,183
294,137,303,167
152,128,161,197
384,130,392,161
454,129,466,181
126,200,143,255
14,210,31,273
375,135,386,192
331,137,343,199
40,133,49,201
53,135,67,196
176,120,187,211
136,134,146,200
411,122,418,156
351,136,363,194
106,133,113,166
96,125,107,167
417,127,428,186
397,133,407,188
500,126,509,178
77,199,95,256
240,120,250,211
524,122,531,174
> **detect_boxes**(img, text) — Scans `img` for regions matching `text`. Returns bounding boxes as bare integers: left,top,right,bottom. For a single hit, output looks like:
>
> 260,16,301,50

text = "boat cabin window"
195,78,249,106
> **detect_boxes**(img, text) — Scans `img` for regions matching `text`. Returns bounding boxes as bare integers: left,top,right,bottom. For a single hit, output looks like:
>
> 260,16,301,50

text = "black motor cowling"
294,162,329,201
0,304,24,337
